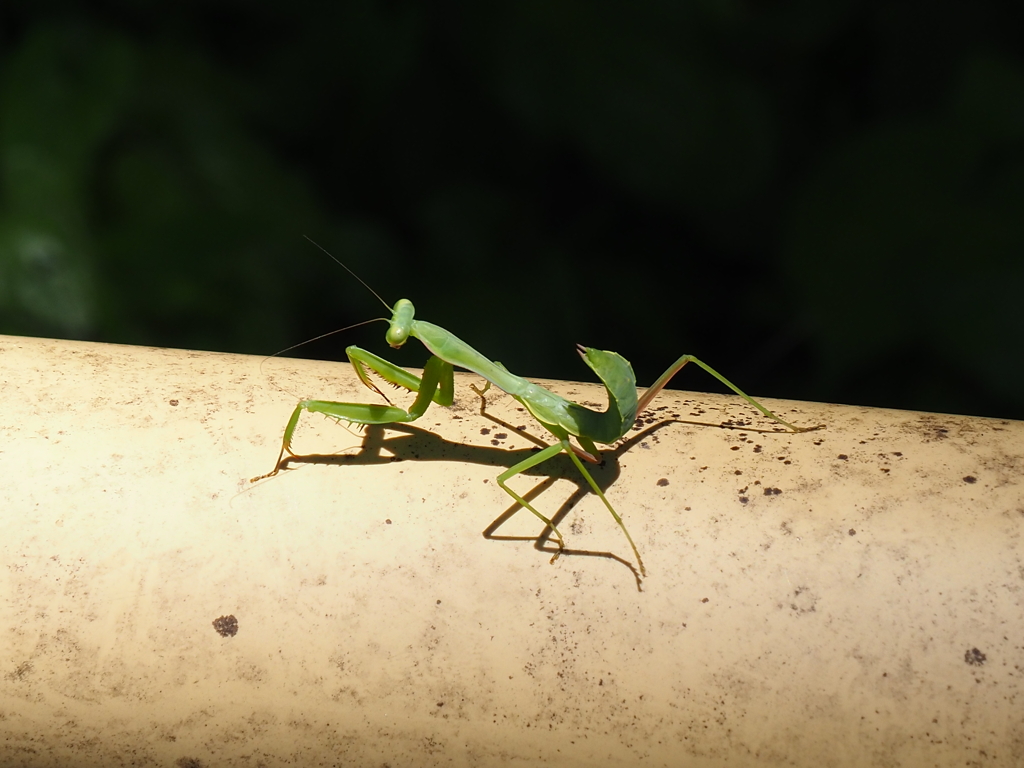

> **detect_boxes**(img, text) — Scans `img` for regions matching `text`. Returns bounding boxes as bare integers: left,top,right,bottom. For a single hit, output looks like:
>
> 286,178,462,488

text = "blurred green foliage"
1,1,1021,419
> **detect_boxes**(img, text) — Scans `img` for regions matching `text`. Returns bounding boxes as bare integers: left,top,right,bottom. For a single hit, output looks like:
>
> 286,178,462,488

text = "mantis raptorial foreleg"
251,352,453,482
254,248,824,580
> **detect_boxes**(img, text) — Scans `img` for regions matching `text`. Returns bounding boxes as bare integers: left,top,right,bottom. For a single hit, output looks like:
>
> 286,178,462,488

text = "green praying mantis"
253,246,822,577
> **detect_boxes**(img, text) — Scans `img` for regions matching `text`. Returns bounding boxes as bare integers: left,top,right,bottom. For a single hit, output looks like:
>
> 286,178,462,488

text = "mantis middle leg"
493,431,646,577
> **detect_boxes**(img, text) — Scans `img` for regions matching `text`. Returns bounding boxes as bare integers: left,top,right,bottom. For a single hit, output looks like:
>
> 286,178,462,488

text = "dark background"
1,1,1022,419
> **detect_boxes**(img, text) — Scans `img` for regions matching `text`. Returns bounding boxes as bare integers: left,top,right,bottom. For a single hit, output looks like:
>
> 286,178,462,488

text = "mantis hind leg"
564,449,646,577
639,354,823,433
251,354,453,481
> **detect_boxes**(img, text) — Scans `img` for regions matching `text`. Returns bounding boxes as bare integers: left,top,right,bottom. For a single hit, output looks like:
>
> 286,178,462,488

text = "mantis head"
387,299,415,348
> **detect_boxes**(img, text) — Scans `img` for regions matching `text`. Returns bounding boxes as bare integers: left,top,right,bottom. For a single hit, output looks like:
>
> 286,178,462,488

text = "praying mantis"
253,247,822,578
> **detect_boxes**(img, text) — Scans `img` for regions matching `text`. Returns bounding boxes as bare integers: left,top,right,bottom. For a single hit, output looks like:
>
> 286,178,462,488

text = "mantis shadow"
266,413,680,590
